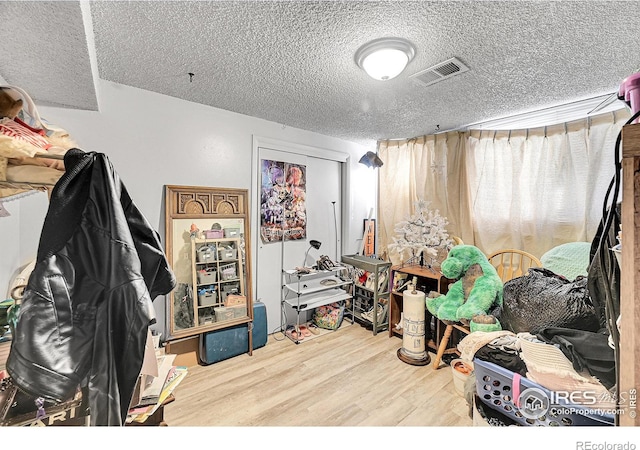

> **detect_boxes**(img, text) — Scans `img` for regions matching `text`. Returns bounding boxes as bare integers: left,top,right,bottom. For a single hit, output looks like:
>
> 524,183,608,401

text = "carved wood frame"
164,185,253,341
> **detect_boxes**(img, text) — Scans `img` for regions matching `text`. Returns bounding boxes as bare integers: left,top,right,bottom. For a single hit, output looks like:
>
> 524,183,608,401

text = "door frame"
251,135,351,332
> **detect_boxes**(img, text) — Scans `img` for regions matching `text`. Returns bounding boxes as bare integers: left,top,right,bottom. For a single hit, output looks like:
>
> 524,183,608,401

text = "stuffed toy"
426,244,503,332
0,88,23,119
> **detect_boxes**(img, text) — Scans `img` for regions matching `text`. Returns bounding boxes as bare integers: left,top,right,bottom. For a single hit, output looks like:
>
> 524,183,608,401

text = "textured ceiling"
2,1,640,147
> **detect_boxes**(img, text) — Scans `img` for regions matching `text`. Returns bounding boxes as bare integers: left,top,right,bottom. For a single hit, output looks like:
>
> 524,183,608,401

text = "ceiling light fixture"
355,37,416,81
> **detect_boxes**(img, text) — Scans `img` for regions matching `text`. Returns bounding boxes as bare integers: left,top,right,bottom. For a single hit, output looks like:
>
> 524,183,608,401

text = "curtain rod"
461,93,626,132
379,93,629,142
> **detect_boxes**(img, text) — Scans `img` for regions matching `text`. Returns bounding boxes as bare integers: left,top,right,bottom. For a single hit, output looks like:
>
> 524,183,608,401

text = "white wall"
0,192,49,301
3,79,377,339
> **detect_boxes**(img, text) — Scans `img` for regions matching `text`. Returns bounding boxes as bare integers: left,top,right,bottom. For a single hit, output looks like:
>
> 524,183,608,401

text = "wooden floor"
164,322,472,427
0,340,9,372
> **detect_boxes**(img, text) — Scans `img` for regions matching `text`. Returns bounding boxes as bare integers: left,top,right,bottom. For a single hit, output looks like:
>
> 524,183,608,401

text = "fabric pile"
460,327,616,426
459,251,618,425
0,85,73,200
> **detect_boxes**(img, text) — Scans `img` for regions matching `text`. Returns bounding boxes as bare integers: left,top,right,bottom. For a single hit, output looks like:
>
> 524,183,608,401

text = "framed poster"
363,218,376,256
260,159,307,243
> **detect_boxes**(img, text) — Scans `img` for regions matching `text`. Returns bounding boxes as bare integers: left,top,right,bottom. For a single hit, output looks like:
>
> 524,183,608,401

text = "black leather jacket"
7,149,176,426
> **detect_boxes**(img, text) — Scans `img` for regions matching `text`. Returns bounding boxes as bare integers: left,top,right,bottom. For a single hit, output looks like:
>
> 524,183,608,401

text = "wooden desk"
388,264,460,356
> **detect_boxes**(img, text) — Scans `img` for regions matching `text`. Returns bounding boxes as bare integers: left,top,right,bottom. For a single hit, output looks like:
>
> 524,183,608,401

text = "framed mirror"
164,185,253,340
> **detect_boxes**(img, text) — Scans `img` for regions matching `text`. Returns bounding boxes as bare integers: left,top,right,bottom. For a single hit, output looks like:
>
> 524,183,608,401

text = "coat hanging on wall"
6,149,176,426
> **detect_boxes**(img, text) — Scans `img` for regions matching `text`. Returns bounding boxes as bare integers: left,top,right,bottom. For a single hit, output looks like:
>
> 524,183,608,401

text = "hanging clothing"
6,149,176,426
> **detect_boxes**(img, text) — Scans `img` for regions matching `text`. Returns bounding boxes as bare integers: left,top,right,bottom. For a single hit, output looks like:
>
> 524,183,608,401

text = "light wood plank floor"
0,341,9,372
164,322,472,427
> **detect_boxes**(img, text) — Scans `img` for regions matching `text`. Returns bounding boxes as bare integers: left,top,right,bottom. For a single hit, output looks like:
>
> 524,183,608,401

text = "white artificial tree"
388,199,451,265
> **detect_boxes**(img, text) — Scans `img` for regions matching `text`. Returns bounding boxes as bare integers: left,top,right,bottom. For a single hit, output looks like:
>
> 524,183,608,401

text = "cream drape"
378,132,473,265
378,110,630,264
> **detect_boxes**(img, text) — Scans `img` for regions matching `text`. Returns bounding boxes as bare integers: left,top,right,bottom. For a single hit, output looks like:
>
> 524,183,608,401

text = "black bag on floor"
501,268,600,334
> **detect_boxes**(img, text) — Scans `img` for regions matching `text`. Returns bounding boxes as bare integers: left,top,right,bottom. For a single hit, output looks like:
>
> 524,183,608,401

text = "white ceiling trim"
465,94,627,131
252,136,349,163
80,1,101,111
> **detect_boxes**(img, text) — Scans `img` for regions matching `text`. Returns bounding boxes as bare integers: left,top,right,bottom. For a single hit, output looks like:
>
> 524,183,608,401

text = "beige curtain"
378,110,630,263
378,132,473,265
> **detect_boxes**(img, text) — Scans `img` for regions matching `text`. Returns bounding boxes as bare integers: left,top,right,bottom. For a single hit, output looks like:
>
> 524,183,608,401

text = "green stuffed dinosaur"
426,245,503,332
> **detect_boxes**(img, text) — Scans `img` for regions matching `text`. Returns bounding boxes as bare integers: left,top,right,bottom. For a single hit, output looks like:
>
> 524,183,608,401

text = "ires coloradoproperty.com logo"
516,387,636,419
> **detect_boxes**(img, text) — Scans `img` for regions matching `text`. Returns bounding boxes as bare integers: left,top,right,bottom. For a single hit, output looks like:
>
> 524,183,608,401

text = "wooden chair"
433,322,471,369
486,249,542,283
433,236,467,368
432,248,541,370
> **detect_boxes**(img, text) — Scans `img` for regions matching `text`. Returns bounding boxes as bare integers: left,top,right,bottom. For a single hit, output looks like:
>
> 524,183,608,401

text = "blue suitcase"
199,301,267,365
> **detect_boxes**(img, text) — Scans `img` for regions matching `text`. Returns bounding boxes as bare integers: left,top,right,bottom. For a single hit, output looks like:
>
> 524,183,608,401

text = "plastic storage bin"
197,269,217,284
220,263,237,280
214,306,235,321
204,229,224,239
223,227,241,238
218,247,238,261
227,304,247,318
474,358,614,426
198,286,217,306
221,283,240,302
198,309,216,325
197,245,216,263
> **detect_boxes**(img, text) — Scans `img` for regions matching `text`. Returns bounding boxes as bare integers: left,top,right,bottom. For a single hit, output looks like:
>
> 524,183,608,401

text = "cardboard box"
225,294,246,307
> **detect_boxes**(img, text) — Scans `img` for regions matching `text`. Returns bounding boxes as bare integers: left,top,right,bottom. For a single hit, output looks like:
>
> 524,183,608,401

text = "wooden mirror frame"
164,185,253,340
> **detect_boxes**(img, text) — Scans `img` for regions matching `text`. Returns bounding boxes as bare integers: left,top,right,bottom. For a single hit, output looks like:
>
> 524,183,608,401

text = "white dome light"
355,37,416,81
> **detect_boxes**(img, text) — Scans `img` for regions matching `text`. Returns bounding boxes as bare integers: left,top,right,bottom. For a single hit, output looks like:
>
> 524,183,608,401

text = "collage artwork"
260,159,307,243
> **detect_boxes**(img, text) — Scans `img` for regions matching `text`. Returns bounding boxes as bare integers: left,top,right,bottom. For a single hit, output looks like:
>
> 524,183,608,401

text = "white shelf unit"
282,267,351,343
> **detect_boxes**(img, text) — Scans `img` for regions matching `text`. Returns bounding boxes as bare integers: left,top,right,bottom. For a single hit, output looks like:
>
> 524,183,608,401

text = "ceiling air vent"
409,57,469,87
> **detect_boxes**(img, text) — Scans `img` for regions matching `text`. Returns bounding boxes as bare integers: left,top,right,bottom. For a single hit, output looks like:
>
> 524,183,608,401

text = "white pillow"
541,242,591,280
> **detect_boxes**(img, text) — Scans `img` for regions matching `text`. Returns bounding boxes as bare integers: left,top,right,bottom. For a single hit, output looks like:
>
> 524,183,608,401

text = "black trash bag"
501,268,600,334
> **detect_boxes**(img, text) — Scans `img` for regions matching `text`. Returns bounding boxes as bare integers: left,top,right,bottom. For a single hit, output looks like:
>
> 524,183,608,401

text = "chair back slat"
487,249,542,283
